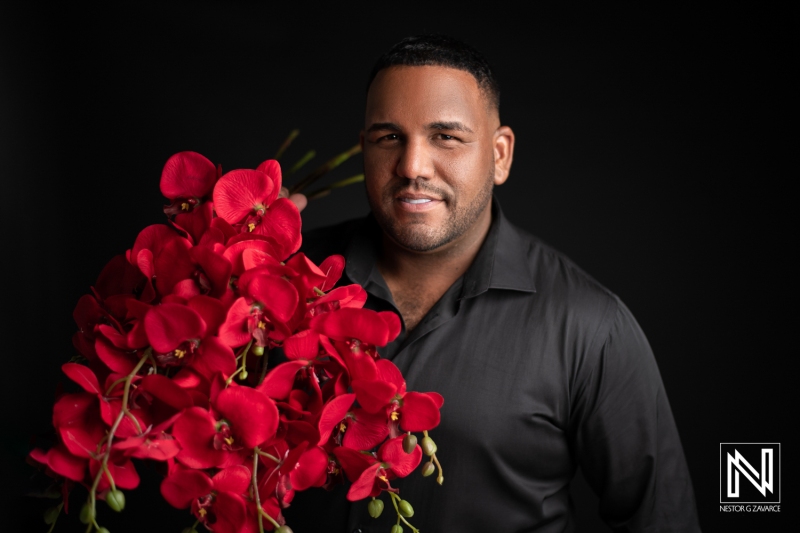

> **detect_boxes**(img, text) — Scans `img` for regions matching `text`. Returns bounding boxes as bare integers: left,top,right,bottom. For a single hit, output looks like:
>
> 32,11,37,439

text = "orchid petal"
160,151,217,199
213,169,274,224
399,392,441,432
214,386,279,448
144,303,206,353
347,462,382,501
161,469,213,509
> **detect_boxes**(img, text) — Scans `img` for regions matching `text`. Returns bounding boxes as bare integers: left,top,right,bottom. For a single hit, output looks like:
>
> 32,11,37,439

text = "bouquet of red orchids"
28,147,444,533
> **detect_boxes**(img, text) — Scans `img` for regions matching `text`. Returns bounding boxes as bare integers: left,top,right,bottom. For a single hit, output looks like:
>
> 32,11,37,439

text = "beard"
367,163,495,252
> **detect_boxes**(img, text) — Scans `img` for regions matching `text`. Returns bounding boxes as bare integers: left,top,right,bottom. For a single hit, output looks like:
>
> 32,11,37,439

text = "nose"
395,136,434,181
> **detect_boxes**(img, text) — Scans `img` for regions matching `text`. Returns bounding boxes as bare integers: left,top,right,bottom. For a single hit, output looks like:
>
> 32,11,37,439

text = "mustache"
387,179,451,201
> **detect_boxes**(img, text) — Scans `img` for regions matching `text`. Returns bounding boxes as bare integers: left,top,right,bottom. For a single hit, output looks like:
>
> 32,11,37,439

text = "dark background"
1,2,793,532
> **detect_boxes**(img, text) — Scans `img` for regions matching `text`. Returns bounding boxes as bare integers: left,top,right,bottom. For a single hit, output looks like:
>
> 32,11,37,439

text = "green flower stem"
104,349,159,395
45,502,63,533
228,340,254,385
123,409,143,434
257,348,270,386
101,464,116,491
431,453,444,483
422,430,444,484
389,492,419,533
86,350,151,533
288,143,362,195
313,287,326,297
252,448,265,533
260,512,283,531
305,173,365,200
251,448,283,531
275,129,300,160
104,376,128,396
289,150,316,175
255,449,281,463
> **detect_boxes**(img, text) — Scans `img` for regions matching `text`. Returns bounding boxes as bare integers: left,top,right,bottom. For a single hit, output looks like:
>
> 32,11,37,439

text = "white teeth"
402,198,432,204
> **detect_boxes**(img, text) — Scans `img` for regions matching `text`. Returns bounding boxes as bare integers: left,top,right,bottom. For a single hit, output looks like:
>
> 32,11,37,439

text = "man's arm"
570,298,701,532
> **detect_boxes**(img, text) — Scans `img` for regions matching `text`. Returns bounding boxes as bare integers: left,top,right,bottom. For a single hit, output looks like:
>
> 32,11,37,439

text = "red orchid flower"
218,269,299,350
28,443,87,484
144,302,207,367
223,238,284,278
212,160,302,259
317,393,389,451
160,151,219,216
376,359,444,438
172,385,280,469
335,436,422,501
153,239,233,301
256,440,329,518
160,151,220,243
310,307,401,363
161,464,250,533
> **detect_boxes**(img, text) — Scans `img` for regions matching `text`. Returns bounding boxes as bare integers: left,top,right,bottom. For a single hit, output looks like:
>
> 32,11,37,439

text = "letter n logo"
720,443,780,503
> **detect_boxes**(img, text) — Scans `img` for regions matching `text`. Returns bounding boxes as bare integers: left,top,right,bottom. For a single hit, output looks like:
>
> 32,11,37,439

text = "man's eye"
380,134,400,141
438,134,455,141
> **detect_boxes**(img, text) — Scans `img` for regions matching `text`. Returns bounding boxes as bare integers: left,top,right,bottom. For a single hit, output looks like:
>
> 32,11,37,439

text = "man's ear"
493,125,515,186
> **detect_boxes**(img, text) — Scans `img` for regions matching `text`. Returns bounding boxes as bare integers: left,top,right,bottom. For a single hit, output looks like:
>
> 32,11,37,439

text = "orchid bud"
391,525,403,533
398,499,414,518
402,433,417,454
252,345,265,356
421,436,437,456
79,503,94,524
421,461,435,477
368,498,384,518
106,489,126,512
239,370,249,380
43,506,60,525
437,474,444,485
275,526,294,533
98,528,111,533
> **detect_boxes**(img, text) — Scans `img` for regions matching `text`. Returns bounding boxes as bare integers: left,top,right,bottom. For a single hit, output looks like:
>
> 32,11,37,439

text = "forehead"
365,65,492,128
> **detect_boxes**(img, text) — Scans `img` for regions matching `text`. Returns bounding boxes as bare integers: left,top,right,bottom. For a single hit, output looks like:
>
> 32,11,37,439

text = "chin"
387,224,454,252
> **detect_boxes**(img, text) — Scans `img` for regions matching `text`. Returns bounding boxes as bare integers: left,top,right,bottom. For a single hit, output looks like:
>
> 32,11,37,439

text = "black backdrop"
1,3,793,532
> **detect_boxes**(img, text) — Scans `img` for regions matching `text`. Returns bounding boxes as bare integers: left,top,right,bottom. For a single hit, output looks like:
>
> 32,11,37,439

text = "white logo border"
719,442,781,504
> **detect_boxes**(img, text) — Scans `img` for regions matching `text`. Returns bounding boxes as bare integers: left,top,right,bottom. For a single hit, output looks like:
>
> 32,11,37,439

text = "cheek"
363,150,396,195
363,150,392,181
442,153,489,195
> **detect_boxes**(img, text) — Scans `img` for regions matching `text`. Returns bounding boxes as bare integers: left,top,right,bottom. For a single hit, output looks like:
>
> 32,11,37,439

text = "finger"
289,193,308,213
278,186,290,199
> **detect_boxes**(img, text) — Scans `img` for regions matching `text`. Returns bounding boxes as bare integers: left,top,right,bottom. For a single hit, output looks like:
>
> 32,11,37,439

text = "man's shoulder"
299,217,365,265
505,219,622,327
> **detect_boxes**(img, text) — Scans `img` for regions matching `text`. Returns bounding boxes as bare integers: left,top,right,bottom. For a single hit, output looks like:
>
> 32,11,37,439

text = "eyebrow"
366,122,401,133
429,121,474,134
366,121,474,134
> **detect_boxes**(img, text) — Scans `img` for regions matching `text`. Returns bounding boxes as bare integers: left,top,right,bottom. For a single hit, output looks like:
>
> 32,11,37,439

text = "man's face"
362,65,508,252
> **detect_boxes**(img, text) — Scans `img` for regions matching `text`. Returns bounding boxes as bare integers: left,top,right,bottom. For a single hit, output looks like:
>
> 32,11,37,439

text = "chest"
382,291,581,479
387,279,451,332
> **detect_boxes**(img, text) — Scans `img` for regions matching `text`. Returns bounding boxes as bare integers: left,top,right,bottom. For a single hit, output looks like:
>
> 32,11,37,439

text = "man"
282,34,700,532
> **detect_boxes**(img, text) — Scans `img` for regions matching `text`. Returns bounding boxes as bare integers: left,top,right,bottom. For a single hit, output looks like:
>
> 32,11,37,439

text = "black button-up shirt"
283,198,700,532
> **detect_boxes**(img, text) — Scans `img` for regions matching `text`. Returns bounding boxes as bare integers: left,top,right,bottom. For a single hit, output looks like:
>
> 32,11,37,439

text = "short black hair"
367,34,500,112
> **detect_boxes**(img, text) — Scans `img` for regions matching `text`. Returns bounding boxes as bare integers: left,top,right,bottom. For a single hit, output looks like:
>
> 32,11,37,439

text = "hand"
279,187,308,213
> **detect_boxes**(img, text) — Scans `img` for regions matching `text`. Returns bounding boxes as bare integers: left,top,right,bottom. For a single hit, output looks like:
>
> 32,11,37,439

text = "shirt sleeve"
570,297,702,532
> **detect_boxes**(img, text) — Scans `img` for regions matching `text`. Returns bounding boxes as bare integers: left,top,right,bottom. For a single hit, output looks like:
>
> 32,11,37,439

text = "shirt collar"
344,196,536,297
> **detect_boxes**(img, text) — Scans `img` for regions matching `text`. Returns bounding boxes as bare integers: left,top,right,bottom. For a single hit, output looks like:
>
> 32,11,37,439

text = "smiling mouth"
400,198,433,204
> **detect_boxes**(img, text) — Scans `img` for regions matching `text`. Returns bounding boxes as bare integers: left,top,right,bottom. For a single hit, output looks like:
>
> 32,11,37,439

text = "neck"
376,203,493,330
